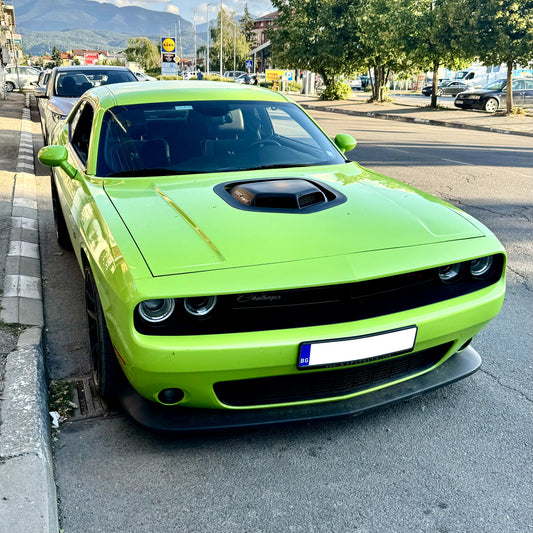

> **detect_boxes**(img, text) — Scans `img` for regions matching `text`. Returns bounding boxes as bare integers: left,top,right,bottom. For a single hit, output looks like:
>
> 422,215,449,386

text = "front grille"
134,254,504,336
214,343,452,407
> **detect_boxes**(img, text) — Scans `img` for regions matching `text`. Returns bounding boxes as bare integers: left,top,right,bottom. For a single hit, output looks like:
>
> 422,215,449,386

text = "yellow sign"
265,69,286,82
161,37,176,52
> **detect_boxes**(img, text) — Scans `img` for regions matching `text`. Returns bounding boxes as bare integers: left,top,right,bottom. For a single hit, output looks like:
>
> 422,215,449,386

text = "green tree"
241,4,255,43
268,0,352,90
462,0,533,112
52,45,62,67
124,37,160,71
347,0,412,102
405,0,472,107
211,8,251,72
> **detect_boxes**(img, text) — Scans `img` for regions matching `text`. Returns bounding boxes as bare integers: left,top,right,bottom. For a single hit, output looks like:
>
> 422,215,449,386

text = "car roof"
54,65,132,72
85,80,292,109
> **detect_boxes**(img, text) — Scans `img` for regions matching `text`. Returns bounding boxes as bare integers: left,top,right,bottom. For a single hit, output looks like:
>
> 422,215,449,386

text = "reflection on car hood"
104,163,485,277
49,96,78,116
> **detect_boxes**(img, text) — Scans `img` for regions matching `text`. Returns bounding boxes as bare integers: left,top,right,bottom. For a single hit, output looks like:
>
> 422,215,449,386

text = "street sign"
245,59,253,70
265,69,295,83
84,53,98,65
161,37,177,76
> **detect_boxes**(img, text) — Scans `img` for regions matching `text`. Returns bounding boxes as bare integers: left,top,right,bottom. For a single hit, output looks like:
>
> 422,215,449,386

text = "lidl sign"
161,37,176,53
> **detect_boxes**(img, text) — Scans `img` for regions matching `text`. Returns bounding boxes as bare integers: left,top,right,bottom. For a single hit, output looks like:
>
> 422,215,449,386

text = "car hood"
104,163,485,277
459,88,500,96
49,96,78,116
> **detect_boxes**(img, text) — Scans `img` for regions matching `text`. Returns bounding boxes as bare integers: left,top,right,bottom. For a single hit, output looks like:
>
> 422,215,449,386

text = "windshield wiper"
240,163,322,171
106,168,207,177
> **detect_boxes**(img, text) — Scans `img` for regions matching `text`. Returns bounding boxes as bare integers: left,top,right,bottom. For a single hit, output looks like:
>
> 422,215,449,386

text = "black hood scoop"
215,178,346,213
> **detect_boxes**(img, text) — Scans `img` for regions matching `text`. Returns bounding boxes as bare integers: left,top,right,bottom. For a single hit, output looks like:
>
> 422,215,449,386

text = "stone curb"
0,95,59,533
298,103,533,138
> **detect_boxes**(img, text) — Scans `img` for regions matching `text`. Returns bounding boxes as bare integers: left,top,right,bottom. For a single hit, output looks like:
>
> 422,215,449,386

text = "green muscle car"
38,81,506,430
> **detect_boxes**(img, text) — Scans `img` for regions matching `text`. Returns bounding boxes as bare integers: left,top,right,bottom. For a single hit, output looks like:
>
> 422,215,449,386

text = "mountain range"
14,0,206,56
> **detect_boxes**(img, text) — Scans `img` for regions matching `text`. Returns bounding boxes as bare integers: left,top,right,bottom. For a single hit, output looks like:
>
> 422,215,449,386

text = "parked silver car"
4,65,41,92
37,65,138,144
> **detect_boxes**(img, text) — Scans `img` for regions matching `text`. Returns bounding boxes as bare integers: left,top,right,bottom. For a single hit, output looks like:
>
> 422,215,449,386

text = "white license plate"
298,326,418,369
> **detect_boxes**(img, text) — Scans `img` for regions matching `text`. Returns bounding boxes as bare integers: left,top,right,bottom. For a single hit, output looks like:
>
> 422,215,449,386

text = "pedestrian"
253,75,259,86
197,69,203,80
244,72,251,84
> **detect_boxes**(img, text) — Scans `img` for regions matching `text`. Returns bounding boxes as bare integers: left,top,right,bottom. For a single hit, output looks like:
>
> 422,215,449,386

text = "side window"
466,73,474,80
70,102,94,166
525,80,533,90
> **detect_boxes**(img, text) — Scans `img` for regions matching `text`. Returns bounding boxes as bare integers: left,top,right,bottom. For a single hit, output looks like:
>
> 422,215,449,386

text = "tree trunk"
506,60,513,114
430,60,439,108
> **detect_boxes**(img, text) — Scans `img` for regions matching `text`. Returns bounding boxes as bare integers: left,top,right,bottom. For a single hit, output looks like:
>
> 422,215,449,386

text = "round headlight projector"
138,299,175,323
184,296,217,317
470,256,494,279
438,263,463,283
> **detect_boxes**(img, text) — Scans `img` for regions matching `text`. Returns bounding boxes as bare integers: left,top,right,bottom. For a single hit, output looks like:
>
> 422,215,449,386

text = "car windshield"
483,80,506,91
54,69,137,97
96,100,346,177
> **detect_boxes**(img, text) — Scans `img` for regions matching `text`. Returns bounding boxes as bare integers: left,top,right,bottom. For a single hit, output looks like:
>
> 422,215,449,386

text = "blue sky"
89,0,274,24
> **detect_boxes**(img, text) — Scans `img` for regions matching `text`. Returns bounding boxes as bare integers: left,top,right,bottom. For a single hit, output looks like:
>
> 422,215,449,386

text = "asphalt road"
35,110,532,533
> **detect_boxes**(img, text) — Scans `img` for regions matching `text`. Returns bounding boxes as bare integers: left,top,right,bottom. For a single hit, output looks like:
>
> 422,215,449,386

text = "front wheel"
6,81,15,92
84,266,118,406
436,89,443,97
484,98,499,113
50,177,73,250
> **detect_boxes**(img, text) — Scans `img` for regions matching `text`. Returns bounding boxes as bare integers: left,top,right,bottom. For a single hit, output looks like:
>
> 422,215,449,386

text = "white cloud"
166,4,180,14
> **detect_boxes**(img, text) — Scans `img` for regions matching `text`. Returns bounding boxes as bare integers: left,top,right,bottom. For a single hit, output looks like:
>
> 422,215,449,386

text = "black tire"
84,266,118,406
50,177,73,250
6,81,15,92
436,89,443,97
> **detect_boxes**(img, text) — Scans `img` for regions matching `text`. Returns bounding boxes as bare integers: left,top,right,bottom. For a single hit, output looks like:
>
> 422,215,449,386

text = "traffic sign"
245,59,253,70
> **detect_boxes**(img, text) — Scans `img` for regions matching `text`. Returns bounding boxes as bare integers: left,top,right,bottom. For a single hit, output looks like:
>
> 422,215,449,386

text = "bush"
319,81,352,100
289,81,302,92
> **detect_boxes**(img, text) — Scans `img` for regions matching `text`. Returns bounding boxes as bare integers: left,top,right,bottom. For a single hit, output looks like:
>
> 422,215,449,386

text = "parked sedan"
38,81,505,431
455,78,533,112
422,80,469,97
4,64,41,92
37,65,138,144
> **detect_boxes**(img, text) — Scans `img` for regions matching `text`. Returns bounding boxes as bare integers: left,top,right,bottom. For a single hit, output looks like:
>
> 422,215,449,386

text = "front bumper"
117,345,481,431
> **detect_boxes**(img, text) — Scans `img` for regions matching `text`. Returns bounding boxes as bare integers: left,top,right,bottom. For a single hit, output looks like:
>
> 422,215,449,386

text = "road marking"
4,274,42,299
9,241,39,259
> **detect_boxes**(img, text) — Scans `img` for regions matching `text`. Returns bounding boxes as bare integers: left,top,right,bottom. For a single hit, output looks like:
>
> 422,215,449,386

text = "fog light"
438,263,463,283
470,256,494,279
184,296,217,317
158,388,184,405
138,299,175,323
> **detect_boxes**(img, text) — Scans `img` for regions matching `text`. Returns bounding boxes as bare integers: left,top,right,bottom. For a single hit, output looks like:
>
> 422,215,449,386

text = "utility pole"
233,21,236,75
193,9,197,71
219,0,223,77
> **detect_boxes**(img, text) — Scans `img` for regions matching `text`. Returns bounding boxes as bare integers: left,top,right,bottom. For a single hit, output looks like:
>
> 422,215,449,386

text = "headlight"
438,263,463,283
51,111,66,123
138,299,175,323
184,296,217,317
467,95,481,100
470,256,494,279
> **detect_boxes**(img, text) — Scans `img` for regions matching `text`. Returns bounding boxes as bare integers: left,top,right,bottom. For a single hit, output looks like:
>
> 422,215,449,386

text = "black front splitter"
117,346,481,432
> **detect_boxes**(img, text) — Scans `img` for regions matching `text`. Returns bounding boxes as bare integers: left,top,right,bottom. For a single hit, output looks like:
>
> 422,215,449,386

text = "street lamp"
206,3,215,76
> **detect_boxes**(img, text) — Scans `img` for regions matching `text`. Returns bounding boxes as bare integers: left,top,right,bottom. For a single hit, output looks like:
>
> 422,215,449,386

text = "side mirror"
38,145,78,180
334,133,357,154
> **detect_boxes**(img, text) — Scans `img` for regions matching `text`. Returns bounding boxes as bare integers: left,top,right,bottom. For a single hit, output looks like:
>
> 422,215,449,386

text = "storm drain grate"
68,376,111,421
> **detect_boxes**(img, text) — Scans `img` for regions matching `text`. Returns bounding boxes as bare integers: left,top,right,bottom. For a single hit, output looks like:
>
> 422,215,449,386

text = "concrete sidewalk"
0,92,58,533
290,93,533,137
